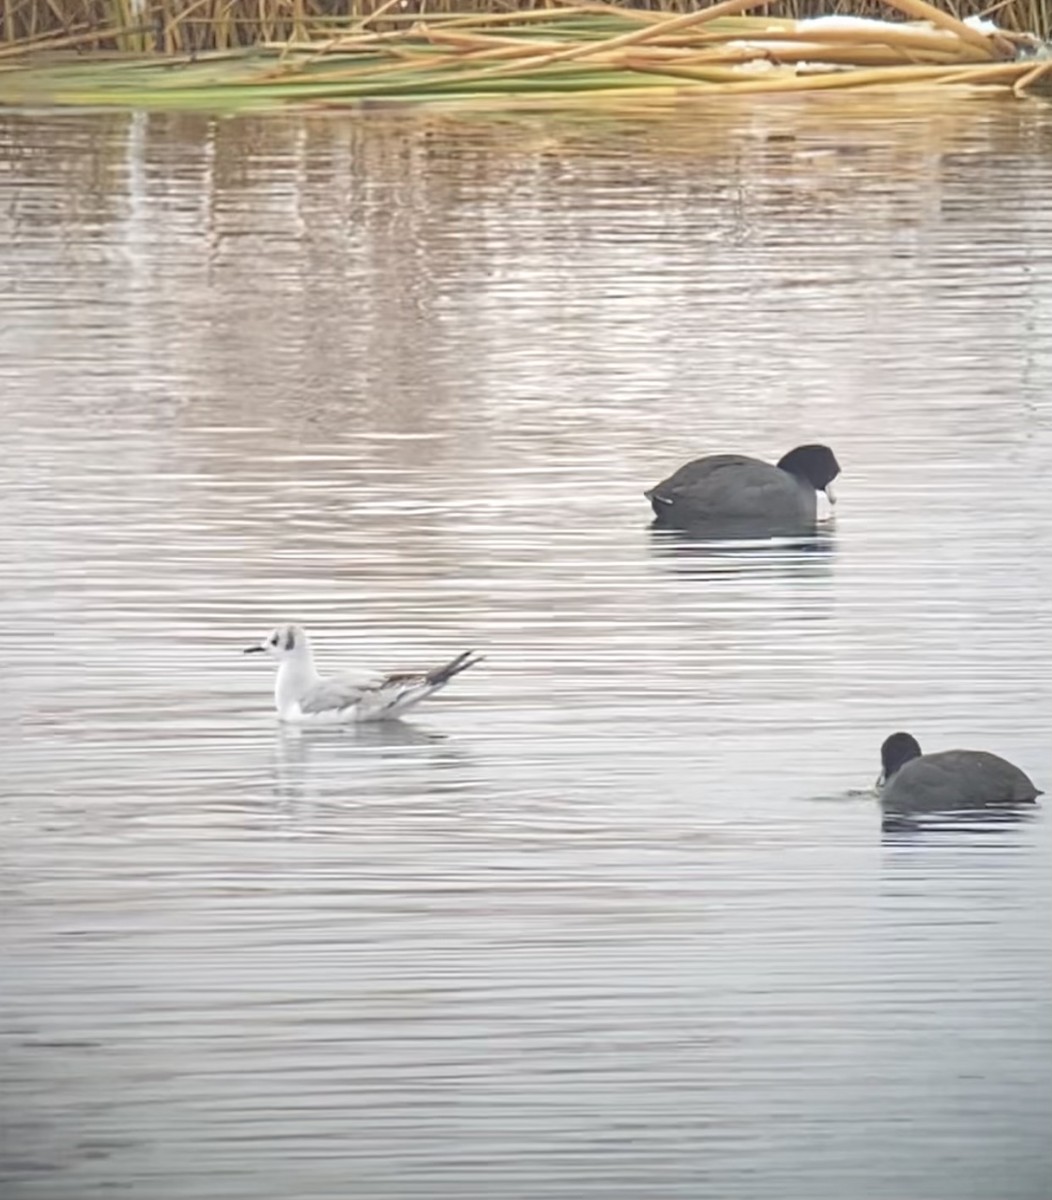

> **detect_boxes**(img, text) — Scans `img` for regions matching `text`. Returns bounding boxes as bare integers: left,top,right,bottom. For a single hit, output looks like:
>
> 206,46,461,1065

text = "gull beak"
243,643,266,655
875,771,886,791
824,482,838,506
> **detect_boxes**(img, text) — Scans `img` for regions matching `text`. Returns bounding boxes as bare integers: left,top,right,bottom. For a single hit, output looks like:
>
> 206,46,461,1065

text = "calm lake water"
1,98,1051,1200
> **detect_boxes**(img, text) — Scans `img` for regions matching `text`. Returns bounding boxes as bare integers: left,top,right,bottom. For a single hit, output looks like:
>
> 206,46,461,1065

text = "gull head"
244,623,310,662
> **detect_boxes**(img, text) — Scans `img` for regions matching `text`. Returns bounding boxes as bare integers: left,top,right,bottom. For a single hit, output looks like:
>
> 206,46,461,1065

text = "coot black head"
880,731,923,781
776,444,841,494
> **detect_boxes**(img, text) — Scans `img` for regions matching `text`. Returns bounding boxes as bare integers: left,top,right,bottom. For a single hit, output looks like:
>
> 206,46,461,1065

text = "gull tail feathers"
354,651,483,721
426,650,485,688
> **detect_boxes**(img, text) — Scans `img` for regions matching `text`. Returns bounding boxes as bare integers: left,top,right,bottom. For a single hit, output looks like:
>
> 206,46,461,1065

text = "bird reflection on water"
270,720,475,810
881,800,1040,842
647,524,837,581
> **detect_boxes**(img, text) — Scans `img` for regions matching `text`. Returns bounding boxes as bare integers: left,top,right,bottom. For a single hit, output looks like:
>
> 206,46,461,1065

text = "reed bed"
2,0,1050,49
1,0,1049,110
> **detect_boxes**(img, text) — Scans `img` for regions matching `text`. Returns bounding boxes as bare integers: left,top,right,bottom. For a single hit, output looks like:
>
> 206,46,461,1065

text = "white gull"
245,624,483,724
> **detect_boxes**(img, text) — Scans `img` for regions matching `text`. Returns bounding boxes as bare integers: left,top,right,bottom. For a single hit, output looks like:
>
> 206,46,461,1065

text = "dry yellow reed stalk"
0,23,137,56
719,61,971,89
422,27,565,50
352,0,404,31
460,0,795,77
877,0,1015,57
595,39,941,69
161,0,221,46
617,55,783,79
737,23,994,59
432,4,656,30
704,42,955,64
930,58,1037,82
1011,57,1052,93
671,30,992,67
292,23,403,68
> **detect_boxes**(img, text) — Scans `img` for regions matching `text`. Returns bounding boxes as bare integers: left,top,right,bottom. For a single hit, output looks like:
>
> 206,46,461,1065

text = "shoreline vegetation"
1,0,1050,110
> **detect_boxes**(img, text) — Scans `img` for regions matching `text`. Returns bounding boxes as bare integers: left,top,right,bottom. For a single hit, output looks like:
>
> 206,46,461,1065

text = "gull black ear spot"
285,627,296,652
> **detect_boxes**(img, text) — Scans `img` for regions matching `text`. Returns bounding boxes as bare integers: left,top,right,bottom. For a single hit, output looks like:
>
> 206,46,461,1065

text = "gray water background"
1,98,1051,1199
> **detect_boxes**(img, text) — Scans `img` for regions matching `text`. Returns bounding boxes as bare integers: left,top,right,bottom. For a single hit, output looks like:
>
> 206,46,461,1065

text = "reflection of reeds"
1,0,1049,109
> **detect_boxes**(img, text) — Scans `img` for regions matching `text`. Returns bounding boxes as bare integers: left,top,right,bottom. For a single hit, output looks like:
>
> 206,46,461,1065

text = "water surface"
1,98,1051,1199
